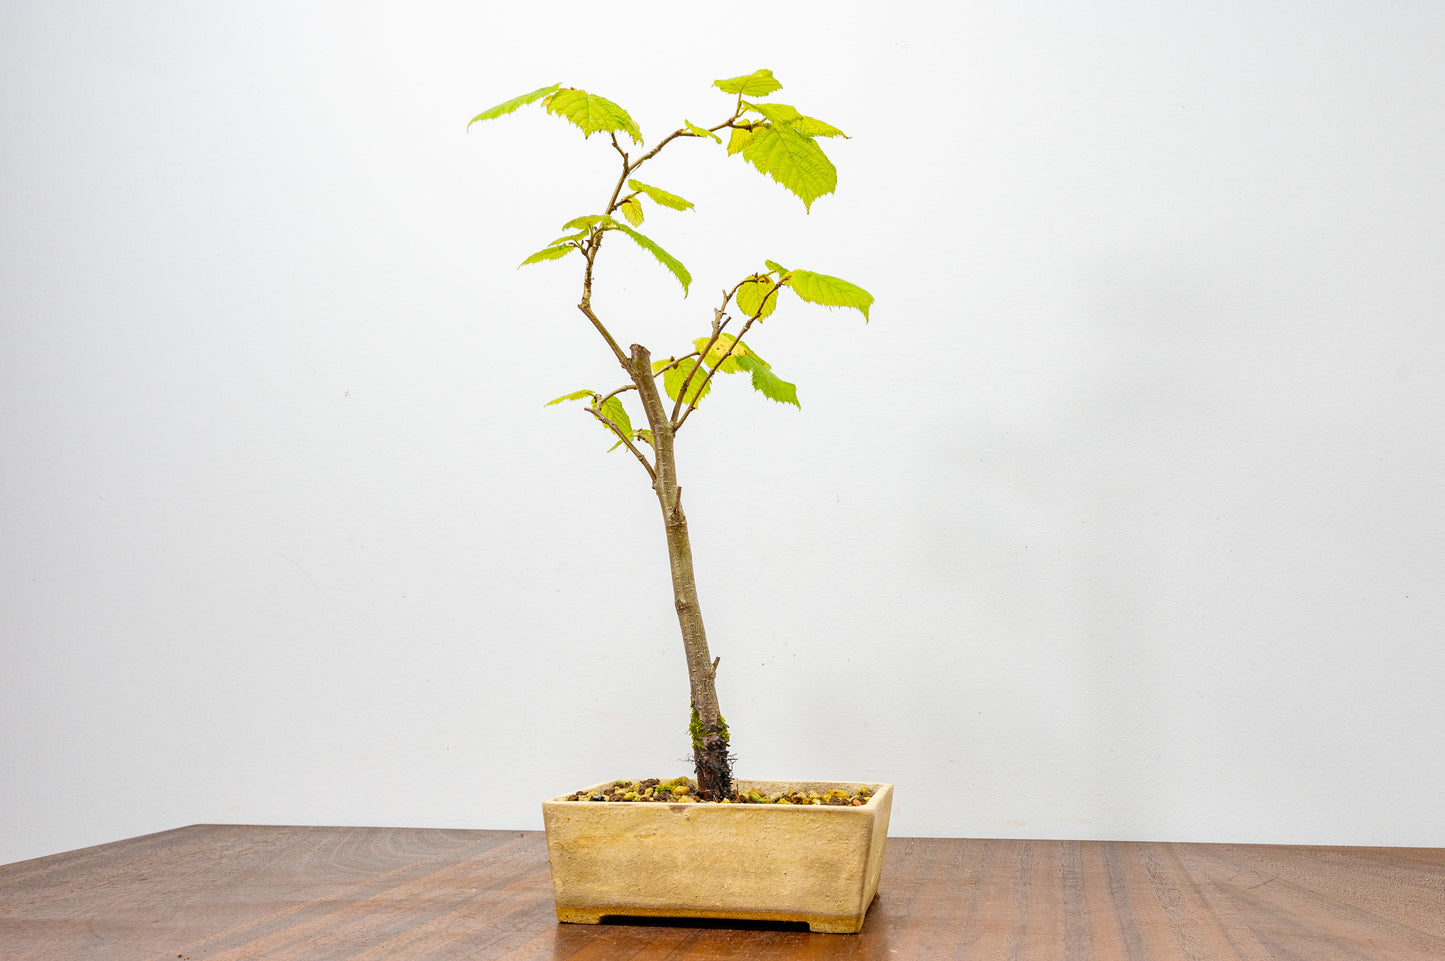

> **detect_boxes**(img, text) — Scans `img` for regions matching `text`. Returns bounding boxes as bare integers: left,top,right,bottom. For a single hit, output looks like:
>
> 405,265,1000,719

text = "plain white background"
4,0,1443,865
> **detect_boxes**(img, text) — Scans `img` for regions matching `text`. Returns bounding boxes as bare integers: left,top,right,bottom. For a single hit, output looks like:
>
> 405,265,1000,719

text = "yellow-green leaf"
597,395,633,440
545,389,593,406
561,214,605,230
467,84,561,129
735,353,799,407
684,120,721,143
546,228,590,246
734,275,778,319
726,124,757,157
663,357,711,406
786,269,873,320
618,196,644,226
519,245,575,267
602,218,691,295
744,101,846,138
627,179,694,211
714,69,783,97
543,88,643,144
693,333,748,373
734,124,837,211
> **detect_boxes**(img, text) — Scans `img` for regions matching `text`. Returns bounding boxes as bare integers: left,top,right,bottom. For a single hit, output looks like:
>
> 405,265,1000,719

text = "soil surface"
562,777,875,805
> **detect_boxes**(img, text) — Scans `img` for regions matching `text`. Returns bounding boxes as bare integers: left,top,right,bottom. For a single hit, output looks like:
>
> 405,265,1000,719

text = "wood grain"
2,826,1441,960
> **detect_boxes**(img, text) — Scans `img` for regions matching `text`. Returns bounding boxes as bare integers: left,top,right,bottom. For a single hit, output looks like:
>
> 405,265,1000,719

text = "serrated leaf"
684,120,721,143
467,84,561,129
663,357,712,406
543,88,643,144
693,333,748,373
561,214,605,230
627,180,694,211
545,228,591,247
618,196,644,226
597,395,633,440
734,275,778,319
545,389,594,406
602,218,691,295
735,124,837,211
735,353,799,407
651,357,675,374
714,69,783,97
726,125,757,157
764,259,790,275
744,102,847,138
786,269,873,320
519,244,576,267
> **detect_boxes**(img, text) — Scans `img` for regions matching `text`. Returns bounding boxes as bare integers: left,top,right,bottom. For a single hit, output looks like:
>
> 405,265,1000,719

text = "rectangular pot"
542,779,893,934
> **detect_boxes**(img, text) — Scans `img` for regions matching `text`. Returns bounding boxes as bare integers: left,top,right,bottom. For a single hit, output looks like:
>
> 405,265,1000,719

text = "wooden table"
2,825,1441,960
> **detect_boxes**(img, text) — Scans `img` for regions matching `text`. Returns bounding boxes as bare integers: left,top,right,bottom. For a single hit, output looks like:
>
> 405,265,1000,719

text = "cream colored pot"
542,779,893,934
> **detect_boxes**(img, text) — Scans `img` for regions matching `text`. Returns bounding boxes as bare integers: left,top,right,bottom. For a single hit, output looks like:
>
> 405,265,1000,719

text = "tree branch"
673,279,784,431
585,406,656,481
577,301,630,367
670,289,738,424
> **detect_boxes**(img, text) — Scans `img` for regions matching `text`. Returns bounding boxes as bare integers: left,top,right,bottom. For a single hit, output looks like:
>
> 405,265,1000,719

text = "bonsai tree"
470,69,872,800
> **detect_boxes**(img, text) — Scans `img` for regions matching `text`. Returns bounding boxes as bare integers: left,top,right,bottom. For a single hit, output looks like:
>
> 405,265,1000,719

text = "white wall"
4,0,1443,865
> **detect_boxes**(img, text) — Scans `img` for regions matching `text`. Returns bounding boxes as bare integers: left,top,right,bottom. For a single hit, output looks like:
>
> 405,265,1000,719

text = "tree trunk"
624,344,733,799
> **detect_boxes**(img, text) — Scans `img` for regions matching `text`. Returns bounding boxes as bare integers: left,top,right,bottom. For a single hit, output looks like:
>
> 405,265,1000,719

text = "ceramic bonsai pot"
541,779,893,934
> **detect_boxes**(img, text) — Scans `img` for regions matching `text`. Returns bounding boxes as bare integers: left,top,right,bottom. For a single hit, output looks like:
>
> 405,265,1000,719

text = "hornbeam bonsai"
470,69,872,800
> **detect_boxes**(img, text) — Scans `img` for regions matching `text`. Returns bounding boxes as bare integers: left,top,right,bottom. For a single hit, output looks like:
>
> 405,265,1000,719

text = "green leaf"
561,214,605,230
734,275,778,319
734,124,837,211
714,69,783,97
602,218,691,295
744,102,847,138
543,88,643,144
726,125,757,157
693,333,748,373
519,245,576,267
545,389,594,406
736,353,799,407
467,84,561,129
786,269,873,320
545,228,591,247
618,196,644,226
684,120,721,143
663,357,712,406
597,395,633,439
627,180,694,211
764,259,790,275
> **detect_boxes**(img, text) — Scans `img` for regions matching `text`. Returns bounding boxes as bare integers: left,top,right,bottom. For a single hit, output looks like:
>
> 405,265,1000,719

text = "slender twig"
673,280,784,431
598,383,638,403
604,134,632,214
650,352,700,378
670,288,740,423
629,106,742,172
586,407,656,481
576,301,629,367
673,278,786,427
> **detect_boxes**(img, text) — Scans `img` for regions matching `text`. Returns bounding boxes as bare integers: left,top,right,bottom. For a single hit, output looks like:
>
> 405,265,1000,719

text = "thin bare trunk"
624,343,732,798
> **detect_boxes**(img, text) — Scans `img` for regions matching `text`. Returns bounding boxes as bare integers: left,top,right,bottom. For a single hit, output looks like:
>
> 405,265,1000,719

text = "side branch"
669,290,737,424
672,280,784,431
577,302,629,367
585,407,656,481
673,284,786,427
